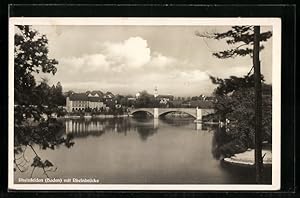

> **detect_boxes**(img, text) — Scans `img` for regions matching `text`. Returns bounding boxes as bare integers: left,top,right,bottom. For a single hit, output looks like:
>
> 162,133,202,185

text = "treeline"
208,74,272,157
14,25,74,177
35,80,65,106
132,90,214,108
15,78,65,107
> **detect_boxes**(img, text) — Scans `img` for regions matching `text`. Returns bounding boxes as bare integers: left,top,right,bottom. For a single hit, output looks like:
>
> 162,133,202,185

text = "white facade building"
66,92,105,112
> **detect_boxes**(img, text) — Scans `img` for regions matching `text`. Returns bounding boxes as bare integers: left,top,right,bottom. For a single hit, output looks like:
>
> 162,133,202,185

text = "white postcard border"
8,17,281,191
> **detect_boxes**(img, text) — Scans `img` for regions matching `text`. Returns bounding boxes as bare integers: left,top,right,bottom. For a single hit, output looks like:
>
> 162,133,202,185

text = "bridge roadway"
129,107,214,121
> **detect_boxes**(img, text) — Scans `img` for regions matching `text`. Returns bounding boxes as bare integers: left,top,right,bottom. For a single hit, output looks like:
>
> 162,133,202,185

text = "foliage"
196,25,272,158
209,74,272,154
195,25,272,59
135,90,159,108
210,74,257,96
212,127,248,159
14,25,74,177
51,82,66,106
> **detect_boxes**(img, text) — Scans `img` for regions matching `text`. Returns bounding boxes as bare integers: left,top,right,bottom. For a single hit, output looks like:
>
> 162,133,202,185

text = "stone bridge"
129,108,214,120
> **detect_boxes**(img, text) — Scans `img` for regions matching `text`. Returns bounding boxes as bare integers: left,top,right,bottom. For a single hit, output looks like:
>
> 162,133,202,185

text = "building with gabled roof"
66,92,105,112
104,91,114,99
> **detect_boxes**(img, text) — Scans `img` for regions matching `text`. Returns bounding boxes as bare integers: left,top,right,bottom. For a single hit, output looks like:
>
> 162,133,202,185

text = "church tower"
154,86,158,98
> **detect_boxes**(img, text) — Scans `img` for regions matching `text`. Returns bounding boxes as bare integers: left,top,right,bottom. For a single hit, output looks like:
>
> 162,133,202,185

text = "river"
14,117,271,184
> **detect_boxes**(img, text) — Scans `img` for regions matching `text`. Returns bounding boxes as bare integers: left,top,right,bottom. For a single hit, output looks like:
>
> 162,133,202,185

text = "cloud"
175,70,210,82
59,53,108,73
103,37,151,71
207,65,250,79
148,52,176,69
58,36,181,74
130,69,211,90
34,25,273,97
58,36,153,73
49,36,213,95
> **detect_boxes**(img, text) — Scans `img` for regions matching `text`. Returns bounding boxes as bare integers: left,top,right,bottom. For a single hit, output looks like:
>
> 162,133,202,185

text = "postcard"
9,17,281,190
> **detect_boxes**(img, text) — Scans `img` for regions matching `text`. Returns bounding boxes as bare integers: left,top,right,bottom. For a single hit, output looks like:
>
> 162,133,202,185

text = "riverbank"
63,114,130,119
223,149,272,167
64,114,130,119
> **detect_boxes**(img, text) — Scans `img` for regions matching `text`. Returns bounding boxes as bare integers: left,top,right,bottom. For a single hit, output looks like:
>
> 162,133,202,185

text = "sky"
31,25,273,97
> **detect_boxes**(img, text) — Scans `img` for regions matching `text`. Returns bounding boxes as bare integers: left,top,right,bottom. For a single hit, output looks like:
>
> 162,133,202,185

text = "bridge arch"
158,110,197,119
129,108,211,120
130,109,154,116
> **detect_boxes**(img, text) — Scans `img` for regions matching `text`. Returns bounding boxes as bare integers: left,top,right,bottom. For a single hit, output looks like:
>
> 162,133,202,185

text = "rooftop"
69,93,103,102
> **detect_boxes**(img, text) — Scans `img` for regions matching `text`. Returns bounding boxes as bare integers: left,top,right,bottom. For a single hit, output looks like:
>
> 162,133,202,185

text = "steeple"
154,86,158,98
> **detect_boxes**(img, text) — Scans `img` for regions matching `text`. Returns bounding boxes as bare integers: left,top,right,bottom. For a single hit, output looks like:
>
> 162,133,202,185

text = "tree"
195,26,272,59
53,82,66,106
210,74,272,141
14,25,74,178
196,26,272,183
135,90,158,108
191,96,199,101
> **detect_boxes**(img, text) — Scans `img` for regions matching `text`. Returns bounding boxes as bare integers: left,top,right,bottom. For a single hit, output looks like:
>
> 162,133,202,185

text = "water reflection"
65,118,129,137
65,118,160,141
211,127,231,159
211,127,271,184
159,117,193,127
211,127,249,159
136,126,157,141
65,118,213,141
15,117,271,184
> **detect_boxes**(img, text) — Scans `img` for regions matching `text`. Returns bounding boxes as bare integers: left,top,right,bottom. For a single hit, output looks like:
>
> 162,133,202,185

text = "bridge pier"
130,107,213,121
195,123,202,130
154,108,159,119
153,118,159,129
196,107,202,121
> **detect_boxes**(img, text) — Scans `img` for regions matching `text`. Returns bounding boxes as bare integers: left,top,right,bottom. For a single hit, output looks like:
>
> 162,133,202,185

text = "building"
127,97,136,101
157,94,174,102
66,92,105,112
86,90,104,98
103,92,115,102
156,94,174,108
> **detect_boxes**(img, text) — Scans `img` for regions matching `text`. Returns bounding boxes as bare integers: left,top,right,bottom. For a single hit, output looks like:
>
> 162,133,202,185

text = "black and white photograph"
8,18,281,190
